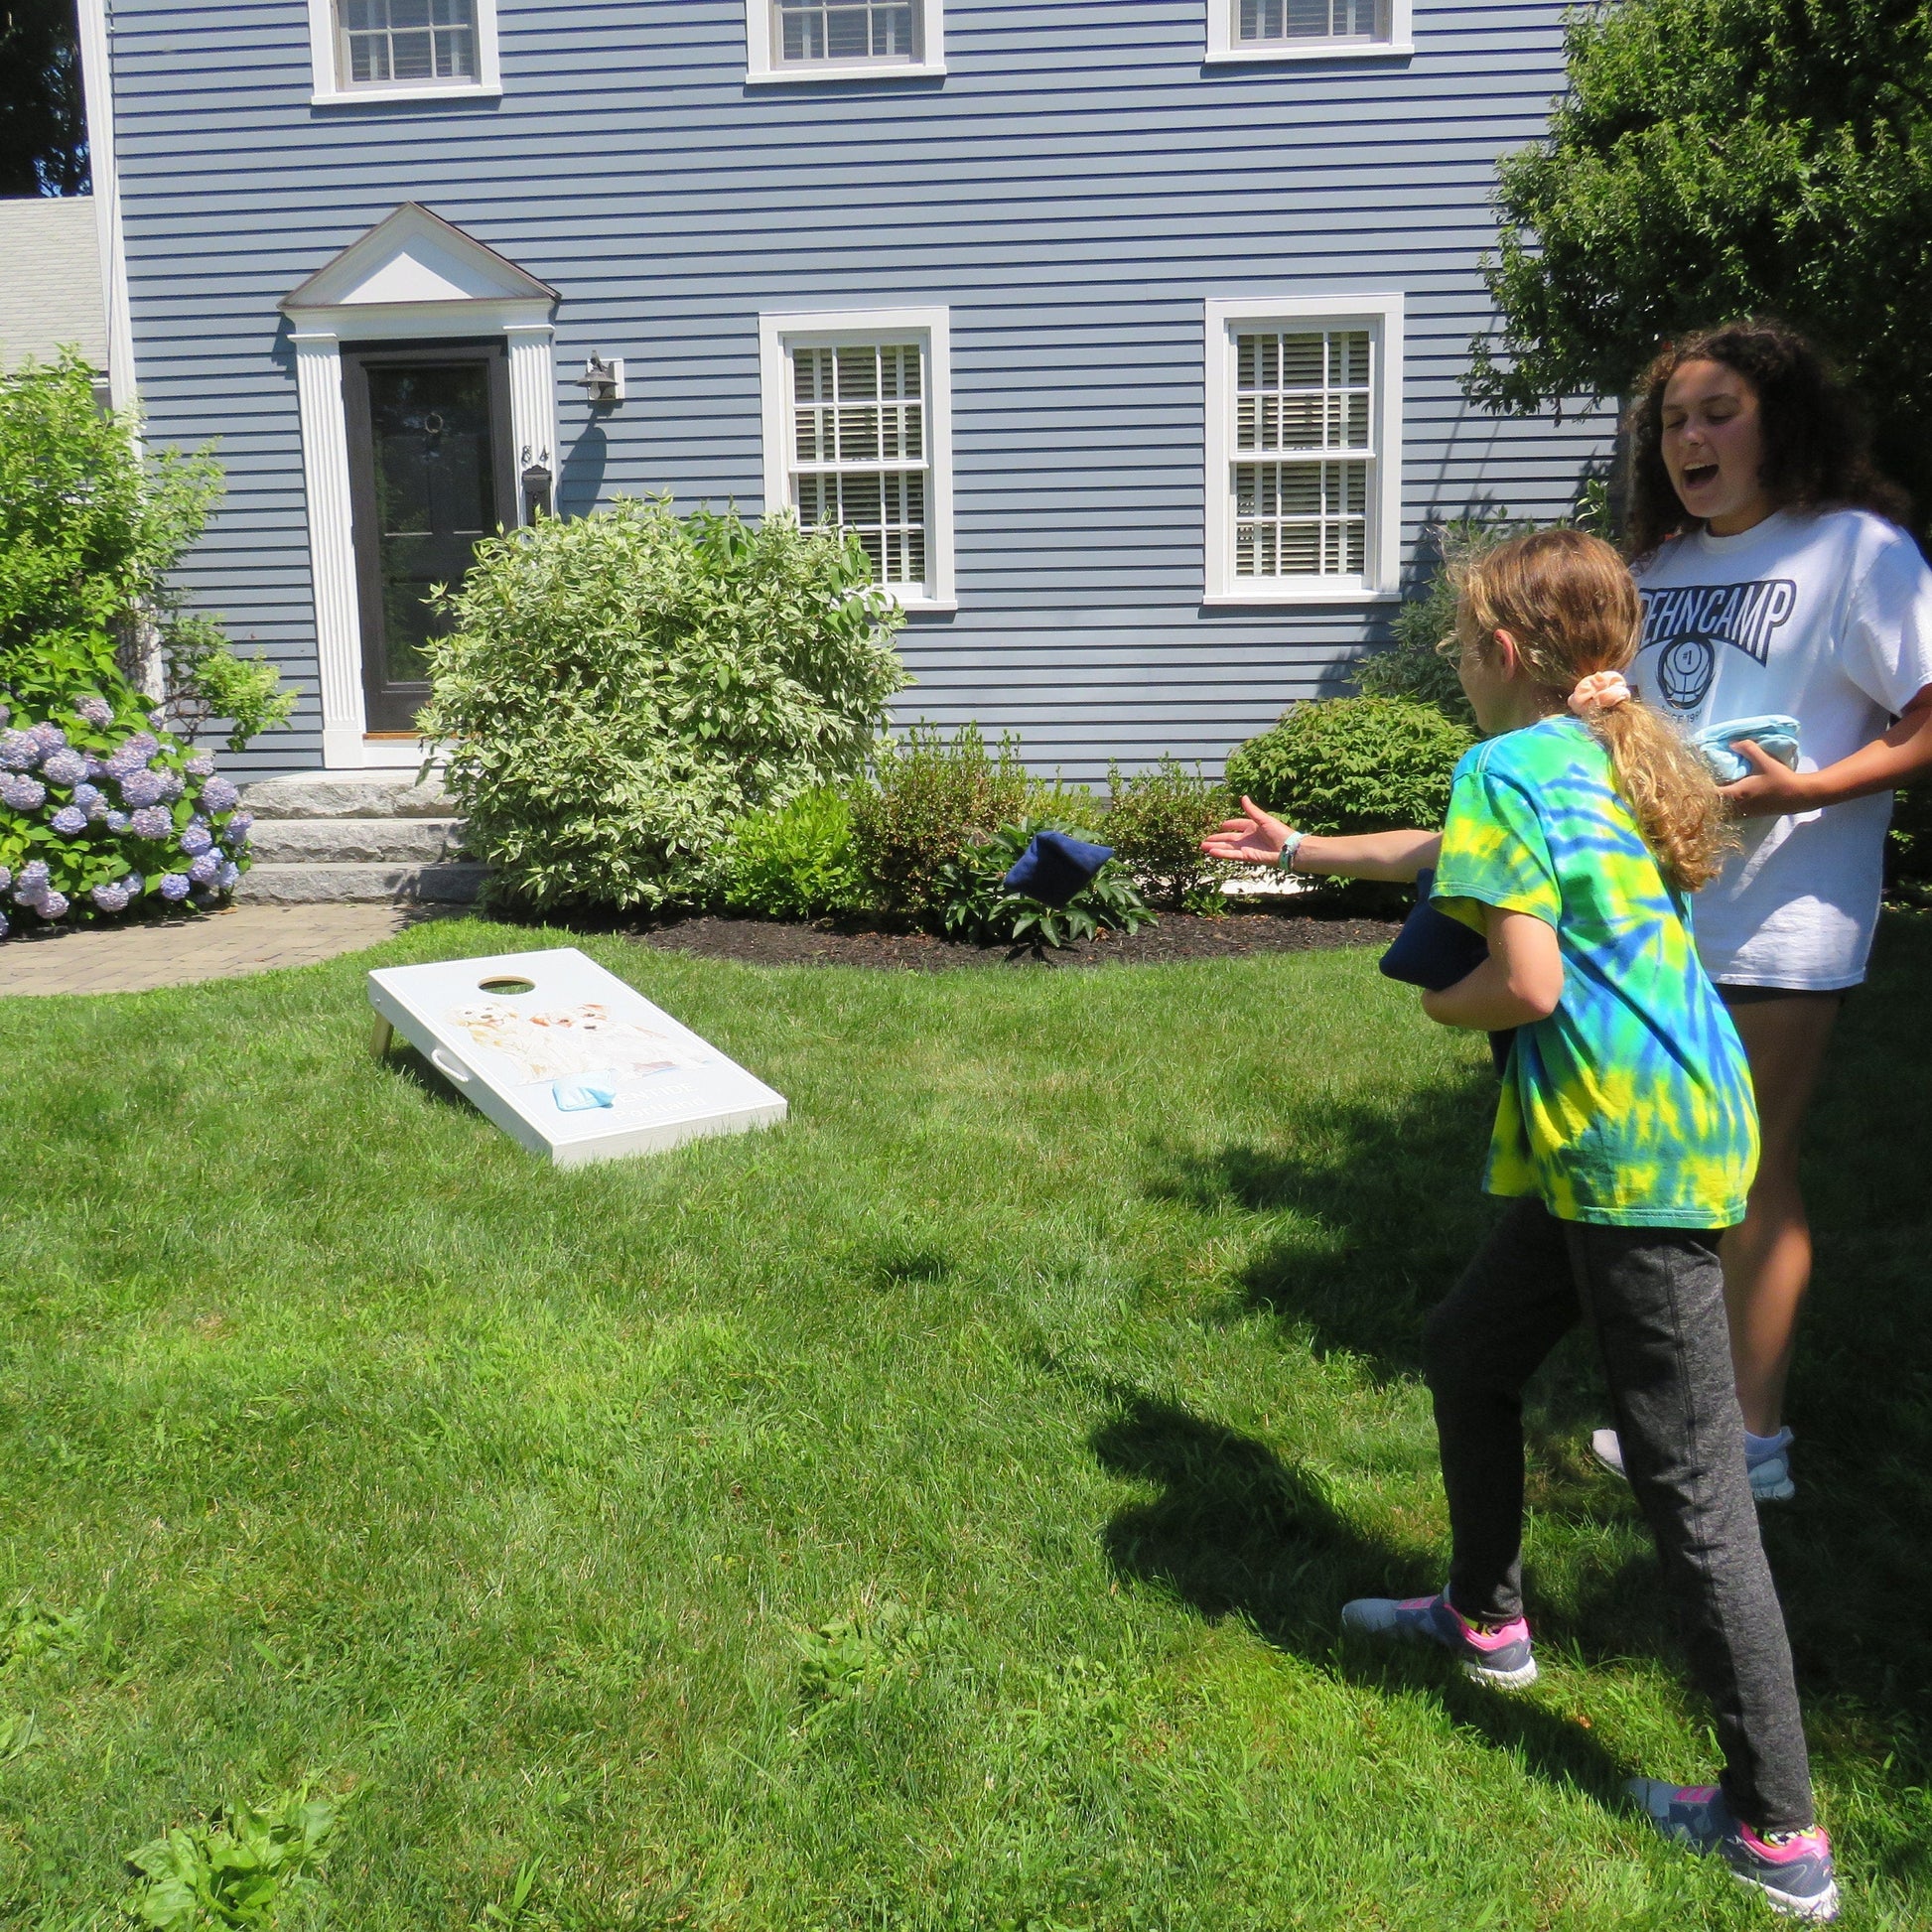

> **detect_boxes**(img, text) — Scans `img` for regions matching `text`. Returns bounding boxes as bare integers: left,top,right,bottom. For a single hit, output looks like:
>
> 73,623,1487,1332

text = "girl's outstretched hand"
1202,796,1294,866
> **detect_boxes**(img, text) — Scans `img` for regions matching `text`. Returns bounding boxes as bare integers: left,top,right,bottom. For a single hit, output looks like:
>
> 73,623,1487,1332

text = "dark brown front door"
345,345,514,734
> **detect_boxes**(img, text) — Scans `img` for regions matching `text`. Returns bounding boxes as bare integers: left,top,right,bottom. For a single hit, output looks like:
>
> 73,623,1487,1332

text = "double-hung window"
310,0,502,101
759,308,956,609
1203,296,1403,603
1206,0,1413,61
746,0,946,80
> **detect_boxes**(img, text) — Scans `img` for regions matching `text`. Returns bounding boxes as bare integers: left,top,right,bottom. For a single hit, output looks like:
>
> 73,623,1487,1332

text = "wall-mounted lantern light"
520,446,554,521
572,352,625,405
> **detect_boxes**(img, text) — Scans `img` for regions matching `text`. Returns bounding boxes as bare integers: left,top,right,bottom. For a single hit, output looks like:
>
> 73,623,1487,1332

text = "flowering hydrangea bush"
0,686,253,934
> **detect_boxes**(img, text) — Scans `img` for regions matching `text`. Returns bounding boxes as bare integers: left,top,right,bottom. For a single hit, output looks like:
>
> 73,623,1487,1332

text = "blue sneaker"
1627,1780,1840,1920
1339,1589,1538,1689
1589,1426,1797,1503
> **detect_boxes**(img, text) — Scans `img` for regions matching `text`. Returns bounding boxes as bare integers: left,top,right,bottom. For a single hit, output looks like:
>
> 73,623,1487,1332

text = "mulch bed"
631,905,1404,971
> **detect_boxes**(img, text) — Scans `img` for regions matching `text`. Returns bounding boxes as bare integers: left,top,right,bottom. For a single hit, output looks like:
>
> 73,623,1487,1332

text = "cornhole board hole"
367,946,787,1168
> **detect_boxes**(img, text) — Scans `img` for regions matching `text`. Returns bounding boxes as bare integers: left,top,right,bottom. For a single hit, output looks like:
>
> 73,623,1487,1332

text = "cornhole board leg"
369,1015,394,1058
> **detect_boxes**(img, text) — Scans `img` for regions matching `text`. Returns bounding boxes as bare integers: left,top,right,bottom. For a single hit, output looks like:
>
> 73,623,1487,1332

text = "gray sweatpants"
1423,1194,1815,1832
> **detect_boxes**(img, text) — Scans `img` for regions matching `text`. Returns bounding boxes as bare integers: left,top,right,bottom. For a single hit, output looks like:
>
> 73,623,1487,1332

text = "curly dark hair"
1623,319,1912,560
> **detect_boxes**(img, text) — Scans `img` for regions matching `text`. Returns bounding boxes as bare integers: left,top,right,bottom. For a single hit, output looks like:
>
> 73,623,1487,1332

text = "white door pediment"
281,202,558,316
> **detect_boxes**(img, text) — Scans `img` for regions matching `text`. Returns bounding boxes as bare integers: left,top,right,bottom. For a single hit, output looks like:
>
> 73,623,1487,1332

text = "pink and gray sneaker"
1627,1779,1840,1921
1339,1589,1538,1689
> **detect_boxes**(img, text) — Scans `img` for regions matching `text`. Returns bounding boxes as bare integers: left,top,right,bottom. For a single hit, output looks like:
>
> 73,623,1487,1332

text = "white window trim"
1202,293,1404,607
308,0,503,106
759,306,956,612
745,0,946,82
1205,0,1413,63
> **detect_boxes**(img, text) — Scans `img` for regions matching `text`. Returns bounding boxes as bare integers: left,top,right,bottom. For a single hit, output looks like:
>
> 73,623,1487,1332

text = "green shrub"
719,786,865,921
1887,782,1932,907
1104,757,1234,910
1023,775,1107,837
848,723,1028,924
419,498,906,912
1224,697,1475,836
935,817,1153,949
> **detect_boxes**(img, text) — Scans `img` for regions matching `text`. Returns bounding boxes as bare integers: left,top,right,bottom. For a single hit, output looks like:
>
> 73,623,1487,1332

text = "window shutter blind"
789,343,929,588
1232,328,1373,580
341,0,479,83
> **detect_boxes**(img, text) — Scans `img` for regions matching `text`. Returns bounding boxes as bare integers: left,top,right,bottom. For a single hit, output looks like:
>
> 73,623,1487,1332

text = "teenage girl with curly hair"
1593,320,1932,1504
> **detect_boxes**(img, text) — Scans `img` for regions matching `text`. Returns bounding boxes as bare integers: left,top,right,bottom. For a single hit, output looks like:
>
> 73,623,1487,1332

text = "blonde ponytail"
1453,529,1734,894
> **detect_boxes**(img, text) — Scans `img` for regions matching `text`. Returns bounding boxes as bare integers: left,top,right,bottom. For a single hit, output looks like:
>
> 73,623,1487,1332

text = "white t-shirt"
1631,508,1932,989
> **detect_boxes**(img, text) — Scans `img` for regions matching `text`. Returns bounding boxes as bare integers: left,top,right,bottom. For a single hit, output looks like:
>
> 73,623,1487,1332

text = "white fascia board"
1204,0,1412,61
73,0,134,409
287,298,554,340
759,304,955,610
1202,291,1405,605
745,0,945,80
309,0,503,105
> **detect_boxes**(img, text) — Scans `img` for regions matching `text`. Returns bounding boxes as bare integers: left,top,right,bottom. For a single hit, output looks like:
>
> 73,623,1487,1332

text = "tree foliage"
0,0,88,196
1469,0,1932,518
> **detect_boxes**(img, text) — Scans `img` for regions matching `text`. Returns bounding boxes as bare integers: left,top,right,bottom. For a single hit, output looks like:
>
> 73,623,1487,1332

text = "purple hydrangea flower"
90,879,133,913
188,850,220,885
180,824,213,856
157,872,191,901
199,775,240,813
31,890,69,920
73,781,103,807
29,722,67,755
73,695,115,728
106,809,129,832
50,804,88,835
1,774,47,810
148,708,169,731
0,730,38,771
157,768,185,802
19,860,49,891
122,871,144,898
129,804,173,840
119,768,167,808
104,734,159,782
0,867,9,892
184,753,215,777
41,748,88,787
0,908,7,938
217,860,240,891
223,812,254,845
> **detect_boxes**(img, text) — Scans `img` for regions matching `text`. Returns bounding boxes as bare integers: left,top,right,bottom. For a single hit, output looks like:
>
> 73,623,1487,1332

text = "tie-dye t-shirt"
1432,715,1758,1229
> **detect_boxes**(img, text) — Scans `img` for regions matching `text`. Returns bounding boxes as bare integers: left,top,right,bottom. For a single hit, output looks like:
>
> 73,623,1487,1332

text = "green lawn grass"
0,916,1927,1929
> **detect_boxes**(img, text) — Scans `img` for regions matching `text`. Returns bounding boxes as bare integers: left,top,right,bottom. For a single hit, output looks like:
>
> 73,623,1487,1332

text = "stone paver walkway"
0,902,466,997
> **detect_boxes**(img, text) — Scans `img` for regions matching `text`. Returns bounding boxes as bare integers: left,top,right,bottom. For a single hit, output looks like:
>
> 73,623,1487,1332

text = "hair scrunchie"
1569,670,1633,717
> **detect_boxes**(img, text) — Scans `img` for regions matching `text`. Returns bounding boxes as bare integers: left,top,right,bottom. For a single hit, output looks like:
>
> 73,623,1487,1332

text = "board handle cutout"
429,1047,475,1085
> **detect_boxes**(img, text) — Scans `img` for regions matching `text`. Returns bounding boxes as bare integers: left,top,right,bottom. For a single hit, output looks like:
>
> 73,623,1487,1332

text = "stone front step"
237,861,486,905
237,773,452,820
248,817,469,866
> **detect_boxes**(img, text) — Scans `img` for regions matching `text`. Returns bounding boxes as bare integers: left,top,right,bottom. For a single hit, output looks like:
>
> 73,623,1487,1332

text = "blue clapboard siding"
106,0,1610,779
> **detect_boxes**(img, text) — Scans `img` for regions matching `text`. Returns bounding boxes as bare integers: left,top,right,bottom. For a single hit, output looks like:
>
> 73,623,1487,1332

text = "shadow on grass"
1138,913,1932,1795
1089,1385,1628,1805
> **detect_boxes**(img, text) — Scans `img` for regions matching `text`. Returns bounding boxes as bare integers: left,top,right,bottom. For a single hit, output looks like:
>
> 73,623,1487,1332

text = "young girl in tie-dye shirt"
1204,529,1839,1920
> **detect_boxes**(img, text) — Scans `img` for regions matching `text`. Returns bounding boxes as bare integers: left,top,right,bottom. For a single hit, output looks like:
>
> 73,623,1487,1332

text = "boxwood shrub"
1223,696,1475,837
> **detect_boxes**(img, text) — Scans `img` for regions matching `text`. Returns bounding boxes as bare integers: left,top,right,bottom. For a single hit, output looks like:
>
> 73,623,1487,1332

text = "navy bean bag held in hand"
1004,829,1115,906
1378,869,1515,1075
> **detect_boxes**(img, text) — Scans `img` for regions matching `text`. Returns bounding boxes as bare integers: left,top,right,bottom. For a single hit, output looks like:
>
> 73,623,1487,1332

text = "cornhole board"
367,946,787,1169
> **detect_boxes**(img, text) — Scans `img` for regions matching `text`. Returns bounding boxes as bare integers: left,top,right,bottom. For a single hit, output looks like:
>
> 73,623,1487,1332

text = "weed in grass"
794,1600,961,1734
0,1594,100,1673
119,1786,338,1930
